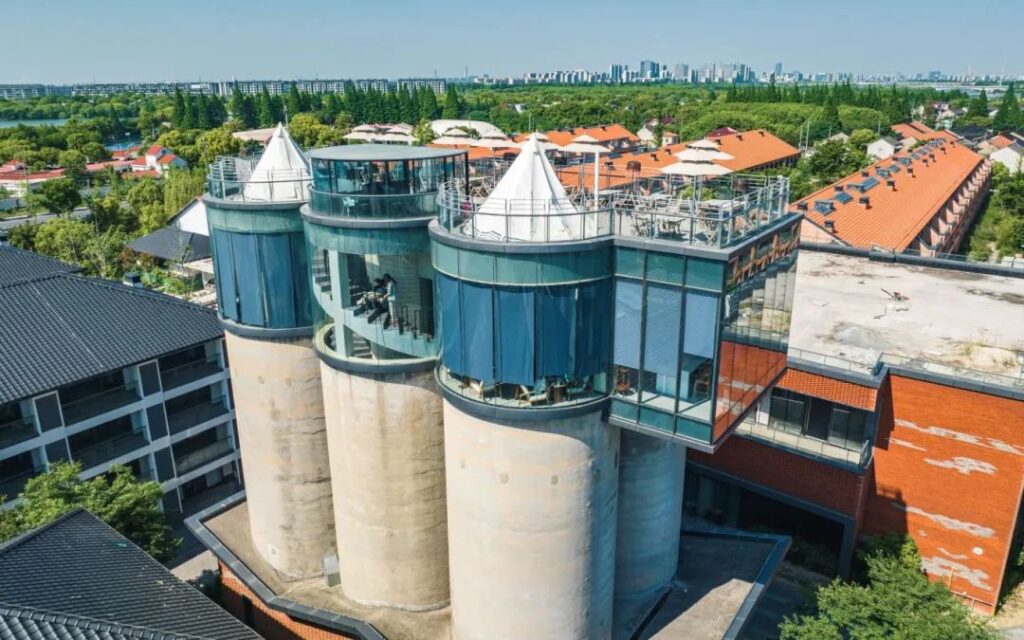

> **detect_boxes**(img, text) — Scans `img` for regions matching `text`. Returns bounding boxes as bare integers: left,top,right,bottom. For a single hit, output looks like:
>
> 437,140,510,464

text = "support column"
225,331,335,580
613,430,686,638
444,401,619,640
320,365,449,610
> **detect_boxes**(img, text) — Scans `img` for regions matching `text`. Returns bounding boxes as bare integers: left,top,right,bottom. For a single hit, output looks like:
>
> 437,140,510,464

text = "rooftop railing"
206,155,311,203
435,173,791,249
308,189,437,219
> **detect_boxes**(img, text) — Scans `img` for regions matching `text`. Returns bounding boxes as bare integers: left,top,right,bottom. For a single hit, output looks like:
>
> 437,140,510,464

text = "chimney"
861,170,870,177
737,134,744,141
122,271,143,288
886,179,897,190
859,196,871,208
759,130,766,136
834,185,845,192
797,202,809,211
908,167,915,177
824,220,836,232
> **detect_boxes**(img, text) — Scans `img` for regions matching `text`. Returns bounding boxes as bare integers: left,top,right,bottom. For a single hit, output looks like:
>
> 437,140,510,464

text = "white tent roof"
688,139,722,150
243,123,311,202
675,147,733,162
661,161,733,177
431,119,505,138
474,134,582,242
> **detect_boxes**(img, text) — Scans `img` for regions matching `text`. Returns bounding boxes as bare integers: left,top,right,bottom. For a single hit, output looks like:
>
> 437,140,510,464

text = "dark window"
242,596,255,626
768,388,806,434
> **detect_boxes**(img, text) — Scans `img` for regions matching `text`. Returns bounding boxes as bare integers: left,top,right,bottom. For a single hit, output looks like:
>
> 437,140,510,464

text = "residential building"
796,138,991,254
891,120,958,143
128,197,214,287
134,144,188,174
0,245,239,518
0,508,259,639
866,136,898,160
514,123,641,153
991,142,1024,174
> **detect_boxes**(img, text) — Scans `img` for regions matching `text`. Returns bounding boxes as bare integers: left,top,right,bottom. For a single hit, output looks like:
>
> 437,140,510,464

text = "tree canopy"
0,462,179,562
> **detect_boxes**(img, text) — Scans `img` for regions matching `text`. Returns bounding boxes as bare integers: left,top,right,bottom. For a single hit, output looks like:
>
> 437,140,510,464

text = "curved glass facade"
304,145,467,367
207,203,313,329
309,147,467,219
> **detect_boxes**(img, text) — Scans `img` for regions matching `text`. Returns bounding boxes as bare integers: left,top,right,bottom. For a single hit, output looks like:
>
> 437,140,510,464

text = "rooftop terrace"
789,250,1024,385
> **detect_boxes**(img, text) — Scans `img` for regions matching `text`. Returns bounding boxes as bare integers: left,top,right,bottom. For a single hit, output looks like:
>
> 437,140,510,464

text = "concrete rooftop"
789,251,1024,380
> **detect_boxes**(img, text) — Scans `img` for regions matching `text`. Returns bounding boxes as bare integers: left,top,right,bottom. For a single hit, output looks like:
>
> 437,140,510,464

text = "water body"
0,118,69,129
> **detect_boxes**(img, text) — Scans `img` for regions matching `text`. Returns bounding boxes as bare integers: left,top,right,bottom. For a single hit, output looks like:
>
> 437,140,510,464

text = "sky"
4,0,1022,84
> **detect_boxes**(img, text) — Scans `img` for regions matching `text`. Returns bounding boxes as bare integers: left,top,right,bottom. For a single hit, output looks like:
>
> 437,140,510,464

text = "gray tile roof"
0,510,259,640
128,228,211,262
0,246,78,286
0,251,223,405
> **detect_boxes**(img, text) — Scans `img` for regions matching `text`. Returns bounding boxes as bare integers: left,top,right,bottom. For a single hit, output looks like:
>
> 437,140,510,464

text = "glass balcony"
309,190,438,219
167,401,230,435
736,417,872,470
159,360,223,391
61,387,139,425
437,366,607,411
174,438,234,475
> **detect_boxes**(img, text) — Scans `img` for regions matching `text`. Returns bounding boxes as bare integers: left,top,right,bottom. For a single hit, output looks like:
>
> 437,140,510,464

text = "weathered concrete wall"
224,332,335,580
613,430,685,637
443,401,619,640
321,366,449,610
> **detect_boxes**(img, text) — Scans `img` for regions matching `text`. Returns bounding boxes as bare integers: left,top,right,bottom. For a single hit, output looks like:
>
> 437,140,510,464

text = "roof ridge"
0,270,68,290
0,507,86,556
0,601,209,639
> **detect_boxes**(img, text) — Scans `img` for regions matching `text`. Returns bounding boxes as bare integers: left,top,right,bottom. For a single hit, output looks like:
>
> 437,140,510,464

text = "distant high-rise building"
774,62,783,76
639,60,660,80
673,63,690,83
609,64,624,84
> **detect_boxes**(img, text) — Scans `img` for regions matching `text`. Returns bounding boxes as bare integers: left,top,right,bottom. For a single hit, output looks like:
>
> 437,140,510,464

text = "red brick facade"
218,563,354,640
696,369,1024,615
864,375,1024,614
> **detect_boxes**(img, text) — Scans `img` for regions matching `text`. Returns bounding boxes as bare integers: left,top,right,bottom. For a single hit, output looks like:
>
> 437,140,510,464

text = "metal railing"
174,439,234,475
167,400,230,435
435,173,791,248
736,417,873,470
159,359,223,391
0,419,37,450
206,155,311,203
308,189,437,219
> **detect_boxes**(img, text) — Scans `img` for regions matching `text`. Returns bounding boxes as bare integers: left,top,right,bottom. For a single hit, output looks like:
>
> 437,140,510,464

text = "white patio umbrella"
661,161,733,177
675,147,734,162
434,128,473,146
352,124,380,133
343,130,379,141
378,132,417,144
562,139,611,209
688,139,723,150
470,135,517,149
572,133,600,143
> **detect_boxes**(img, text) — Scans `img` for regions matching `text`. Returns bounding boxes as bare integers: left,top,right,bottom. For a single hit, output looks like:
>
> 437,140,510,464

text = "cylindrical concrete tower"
204,130,335,580
613,431,686,636
303,145,468,610
432,135,619,640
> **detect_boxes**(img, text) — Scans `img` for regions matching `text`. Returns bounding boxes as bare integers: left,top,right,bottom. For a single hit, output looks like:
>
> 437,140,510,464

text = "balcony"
61,387,139,425
736,418,871,470
174,438,234,475
160,360,223,391
72,432,149,471
309,189,438,219
167,401,230,435
0,419,37,450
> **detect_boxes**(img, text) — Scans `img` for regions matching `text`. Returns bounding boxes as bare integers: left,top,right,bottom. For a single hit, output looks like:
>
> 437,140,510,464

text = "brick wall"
219,563,355,640
863,375,1024,614
691,434,868,517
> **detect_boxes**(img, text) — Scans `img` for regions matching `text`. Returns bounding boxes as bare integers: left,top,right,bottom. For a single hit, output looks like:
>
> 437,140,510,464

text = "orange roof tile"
777,369,877,411
990,135,1013,150
796,139,984,251
515,124,640,148
428,143,519,161
553,129,798,191
891,121,956,142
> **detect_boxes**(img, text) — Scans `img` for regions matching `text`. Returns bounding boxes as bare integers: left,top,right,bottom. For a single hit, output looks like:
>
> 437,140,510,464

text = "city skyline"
4,0,1022,84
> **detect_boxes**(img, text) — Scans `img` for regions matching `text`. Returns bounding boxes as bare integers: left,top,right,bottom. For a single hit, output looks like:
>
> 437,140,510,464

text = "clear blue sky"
5,0,1021,83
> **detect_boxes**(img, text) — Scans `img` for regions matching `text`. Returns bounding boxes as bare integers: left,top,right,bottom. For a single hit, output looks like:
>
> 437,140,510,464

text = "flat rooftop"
307,143,466,162
789,250,1024,381
197,498,786,640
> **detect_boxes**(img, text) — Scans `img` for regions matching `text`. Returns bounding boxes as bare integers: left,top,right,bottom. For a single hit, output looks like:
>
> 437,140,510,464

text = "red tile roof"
796,139,984,251
0,169,65,183
156,154,179,165
777,369,877,411
515,124,640,147
891,121,957,143
131,157,148,167
145,144,165,156
123,169,160,179
990,135,1014,150
706,127,739,139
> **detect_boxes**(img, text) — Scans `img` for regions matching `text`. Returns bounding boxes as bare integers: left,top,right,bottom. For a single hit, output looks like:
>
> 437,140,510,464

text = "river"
0,118,70,129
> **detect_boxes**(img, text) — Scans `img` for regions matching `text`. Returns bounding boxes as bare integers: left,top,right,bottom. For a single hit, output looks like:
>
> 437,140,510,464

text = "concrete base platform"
633,531,790,640
203,500,450,640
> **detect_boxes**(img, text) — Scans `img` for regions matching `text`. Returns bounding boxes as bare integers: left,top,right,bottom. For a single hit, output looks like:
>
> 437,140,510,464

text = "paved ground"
738,571,817,640
0,207,89,231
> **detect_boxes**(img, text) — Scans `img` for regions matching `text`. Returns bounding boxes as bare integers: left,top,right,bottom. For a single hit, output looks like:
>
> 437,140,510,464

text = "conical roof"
243,123,311,201
475,134,581,242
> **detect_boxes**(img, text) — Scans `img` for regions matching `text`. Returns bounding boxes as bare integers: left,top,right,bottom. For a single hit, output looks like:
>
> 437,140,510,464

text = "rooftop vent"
824,220,836,232
886,179,897,190
626,160,641,171
122,272,143,288
907,167,915,176
861,170,870,177
759,130,766,136
737,134,744,141
834,185,845,192
859,196,871,208
797,202,809,211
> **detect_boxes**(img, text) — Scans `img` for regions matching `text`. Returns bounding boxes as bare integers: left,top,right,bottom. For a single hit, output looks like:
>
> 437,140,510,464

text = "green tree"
288,113,326,148
821,96,843,134
126,177,163,215
6,222,39,251
171,87,186,128
780,553,995,640
965,90,989,119
419,87,439,120
138,202,169,235
807,140,868,183
195,127,241,167
442,86,461,119
230,87,258,129
35,178,82,214
848,128,878,152
57,149,87,185
162,168,207,219
414,118,436,145
33,218,93,264
89,194,133,232
257,85,276,128
0,462,179,562
993,83,1021,131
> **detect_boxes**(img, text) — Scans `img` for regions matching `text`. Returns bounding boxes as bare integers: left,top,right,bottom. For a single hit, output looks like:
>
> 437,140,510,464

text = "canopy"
474,134,582,242
561,142,609,154
688,139,722,150
471,136,518,149
661,161,733,177
675,147,733,162
378,132,417,144
442,128,471,138
343,130,378,141
243,123,310,201
352,124,380,133
572,133,600,143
